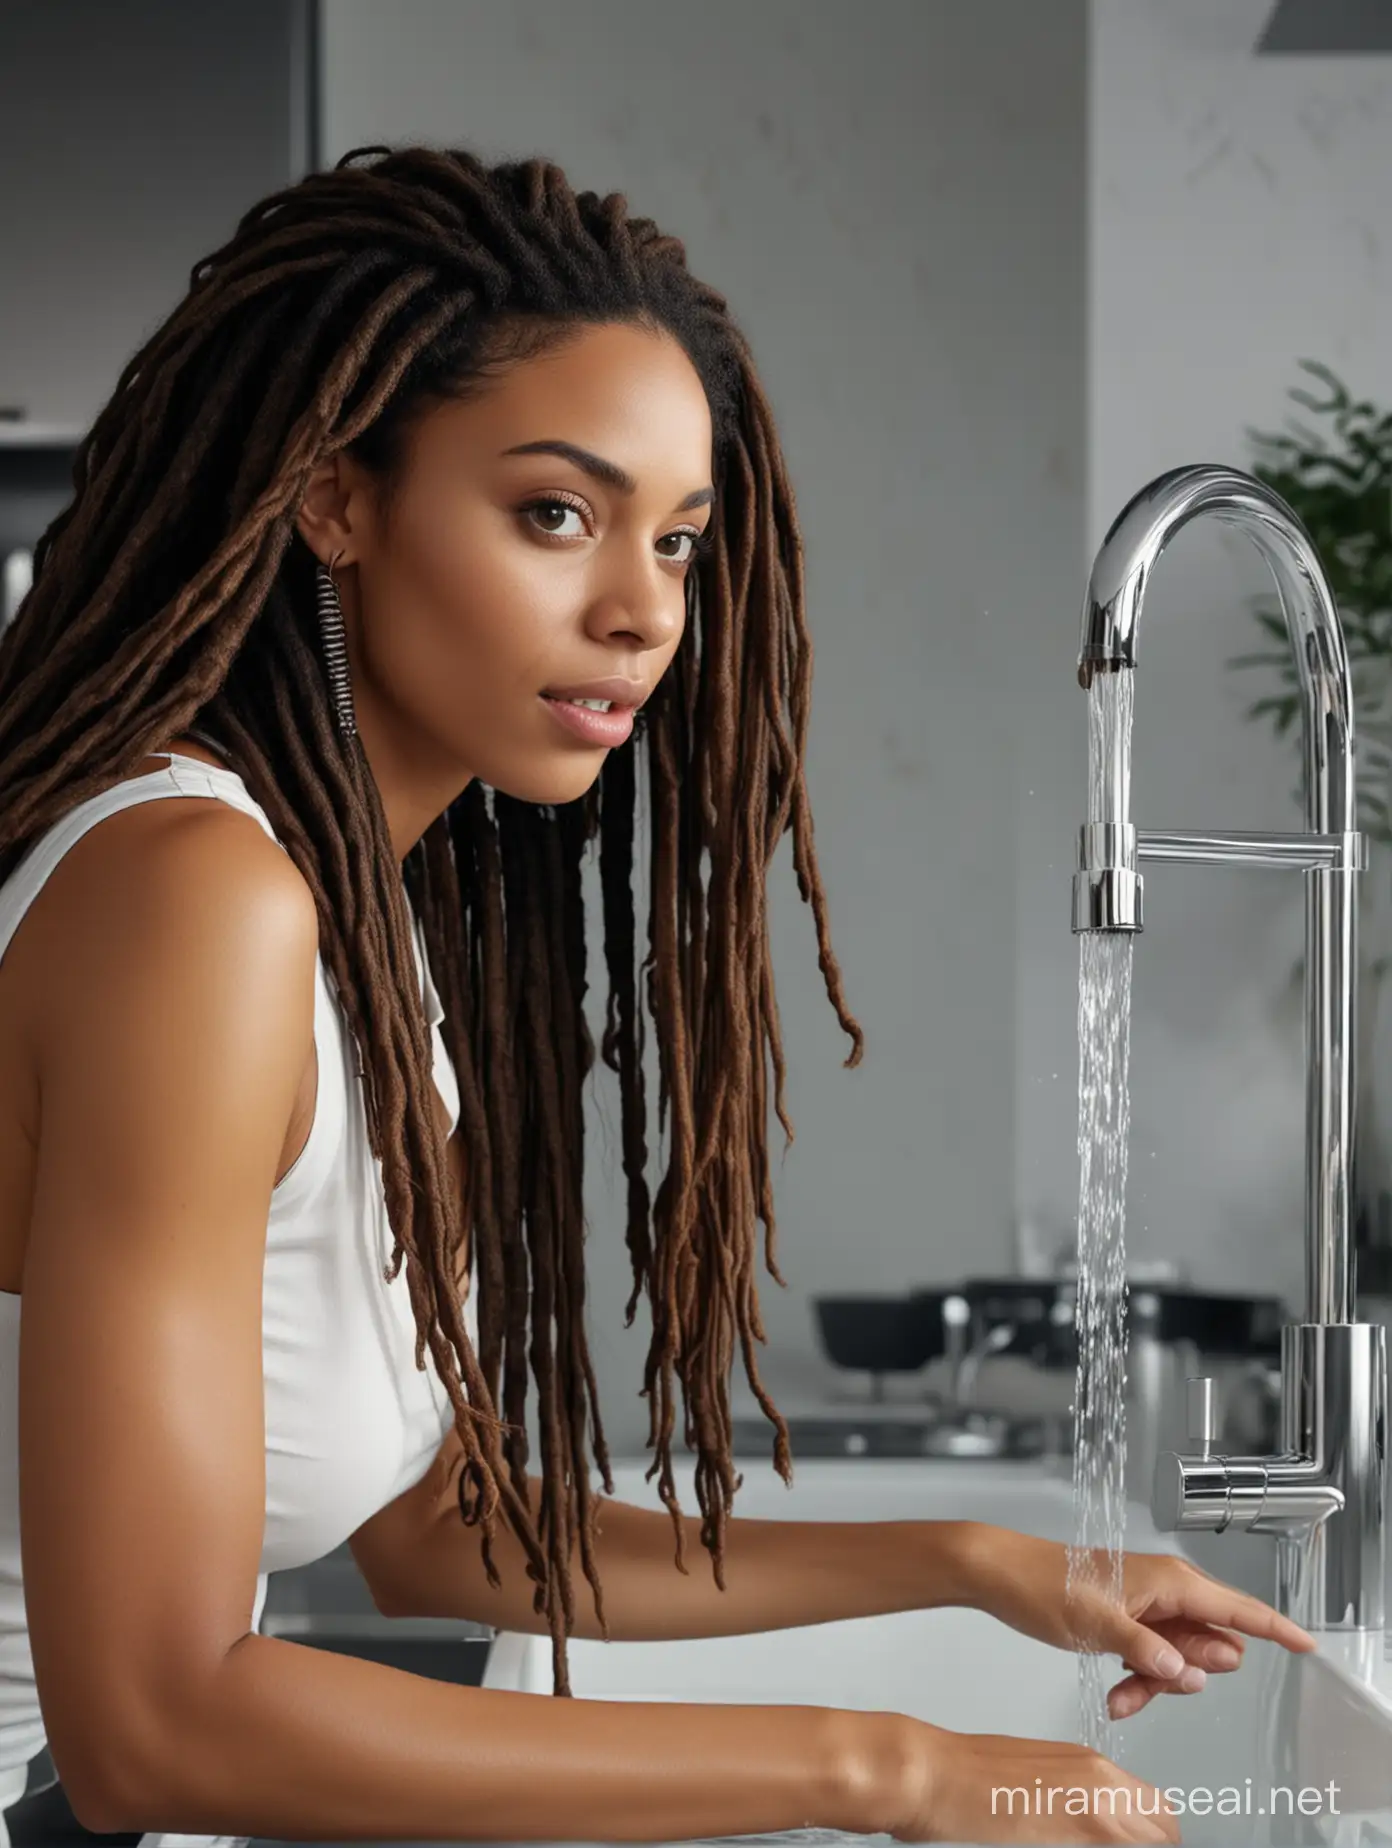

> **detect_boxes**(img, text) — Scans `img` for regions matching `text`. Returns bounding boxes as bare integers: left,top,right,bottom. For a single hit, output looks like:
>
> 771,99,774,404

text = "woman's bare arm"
149,1639,874,1842
16,801,894,1844
350,1436,980,1641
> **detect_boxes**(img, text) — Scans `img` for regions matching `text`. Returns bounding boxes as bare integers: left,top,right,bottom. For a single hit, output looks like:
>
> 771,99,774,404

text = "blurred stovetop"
731,1402,1066,1461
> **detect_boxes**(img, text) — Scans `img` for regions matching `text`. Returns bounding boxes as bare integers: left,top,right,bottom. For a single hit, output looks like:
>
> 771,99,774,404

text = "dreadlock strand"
597,743,655,1331
545,801,612,1627
461,793,534,1495
497,800,576,1665
4,259,426,725
641,701,700,1561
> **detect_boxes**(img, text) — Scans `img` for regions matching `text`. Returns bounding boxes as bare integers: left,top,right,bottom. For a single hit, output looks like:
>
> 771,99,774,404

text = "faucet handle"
1186,1375,1218,1456
1152,1376,1225,1532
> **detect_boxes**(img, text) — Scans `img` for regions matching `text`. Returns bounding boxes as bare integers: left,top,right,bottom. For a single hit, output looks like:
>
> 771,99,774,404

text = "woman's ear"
295,452,367,568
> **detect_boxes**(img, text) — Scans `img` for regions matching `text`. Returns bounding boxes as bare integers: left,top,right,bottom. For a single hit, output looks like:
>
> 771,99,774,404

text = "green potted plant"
1228,359,1392,1286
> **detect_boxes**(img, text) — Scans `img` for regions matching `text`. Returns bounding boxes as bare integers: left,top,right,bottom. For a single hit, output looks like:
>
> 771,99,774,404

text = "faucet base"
1150,1322,1388,1631
1276,1320,1388,1631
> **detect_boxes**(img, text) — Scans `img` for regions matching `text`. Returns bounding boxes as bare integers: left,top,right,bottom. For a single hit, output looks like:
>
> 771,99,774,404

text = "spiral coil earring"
315,548,357,741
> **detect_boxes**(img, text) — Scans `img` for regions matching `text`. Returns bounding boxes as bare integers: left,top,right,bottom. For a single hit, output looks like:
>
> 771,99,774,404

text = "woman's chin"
487,753,609,808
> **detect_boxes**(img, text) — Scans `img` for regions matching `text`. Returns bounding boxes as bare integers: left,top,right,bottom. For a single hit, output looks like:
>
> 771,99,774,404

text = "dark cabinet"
0,0,316,441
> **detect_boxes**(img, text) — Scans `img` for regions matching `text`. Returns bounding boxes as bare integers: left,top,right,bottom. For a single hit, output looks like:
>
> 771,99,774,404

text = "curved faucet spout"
1078,464,1356,838
1073,462,1362,1325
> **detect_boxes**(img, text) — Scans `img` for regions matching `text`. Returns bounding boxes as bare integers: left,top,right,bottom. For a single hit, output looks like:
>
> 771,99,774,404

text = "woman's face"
299,320,716,812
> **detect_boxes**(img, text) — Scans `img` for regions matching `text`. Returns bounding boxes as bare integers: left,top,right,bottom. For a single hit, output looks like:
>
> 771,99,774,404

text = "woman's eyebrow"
500,438,714,510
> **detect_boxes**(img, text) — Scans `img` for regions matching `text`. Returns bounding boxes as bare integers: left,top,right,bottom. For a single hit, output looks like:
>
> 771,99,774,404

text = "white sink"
484,1458,1392,1844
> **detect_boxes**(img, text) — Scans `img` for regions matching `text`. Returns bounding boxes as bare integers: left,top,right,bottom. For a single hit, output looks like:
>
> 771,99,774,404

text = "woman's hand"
855,1714,1182,1844
956,1525,1316,1718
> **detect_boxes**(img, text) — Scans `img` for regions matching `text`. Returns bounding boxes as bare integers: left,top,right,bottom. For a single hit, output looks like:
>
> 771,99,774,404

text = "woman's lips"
540,694,636,746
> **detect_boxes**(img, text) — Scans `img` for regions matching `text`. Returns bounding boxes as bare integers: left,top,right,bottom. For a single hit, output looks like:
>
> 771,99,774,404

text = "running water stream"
1066,668,1137,1759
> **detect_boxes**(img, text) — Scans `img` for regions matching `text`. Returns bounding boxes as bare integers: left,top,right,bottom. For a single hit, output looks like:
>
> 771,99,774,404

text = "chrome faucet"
1072,463,1388,1631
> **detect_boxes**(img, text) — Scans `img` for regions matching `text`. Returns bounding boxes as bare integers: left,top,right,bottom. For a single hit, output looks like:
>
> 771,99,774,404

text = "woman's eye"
657,529,714,566
520,498,589,540
520,498,715,569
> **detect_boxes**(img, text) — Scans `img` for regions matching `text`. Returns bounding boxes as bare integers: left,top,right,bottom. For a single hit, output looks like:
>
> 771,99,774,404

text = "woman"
0,145,1309,1847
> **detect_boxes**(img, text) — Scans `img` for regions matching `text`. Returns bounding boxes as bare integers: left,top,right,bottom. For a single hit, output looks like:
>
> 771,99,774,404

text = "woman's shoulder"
9,771,318,1081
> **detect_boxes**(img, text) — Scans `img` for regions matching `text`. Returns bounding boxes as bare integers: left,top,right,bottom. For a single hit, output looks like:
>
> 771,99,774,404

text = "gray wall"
322,0,1089,1452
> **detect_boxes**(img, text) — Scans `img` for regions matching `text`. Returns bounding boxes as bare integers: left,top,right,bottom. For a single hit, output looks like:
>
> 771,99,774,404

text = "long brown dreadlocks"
0,144,862,1695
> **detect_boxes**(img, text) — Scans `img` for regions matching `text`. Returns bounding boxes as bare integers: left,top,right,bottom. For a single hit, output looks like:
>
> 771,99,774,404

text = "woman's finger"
1141,1616,1245,1672
1113,1612,1212,1688
1143,1565,1316,1654
1107,1672,1156,1719
1109,1658,1214,1719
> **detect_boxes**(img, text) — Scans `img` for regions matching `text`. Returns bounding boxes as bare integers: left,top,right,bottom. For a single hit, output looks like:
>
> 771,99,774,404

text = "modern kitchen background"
5,0,1392,1474
326,0,1392,1447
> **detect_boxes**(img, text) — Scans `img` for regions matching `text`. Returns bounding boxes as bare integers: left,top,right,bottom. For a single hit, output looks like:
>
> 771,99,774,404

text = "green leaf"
1236,362,1392,840
1246,694,1301,733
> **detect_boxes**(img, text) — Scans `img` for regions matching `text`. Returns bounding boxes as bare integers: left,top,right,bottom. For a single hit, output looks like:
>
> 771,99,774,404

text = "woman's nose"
587,584,685,655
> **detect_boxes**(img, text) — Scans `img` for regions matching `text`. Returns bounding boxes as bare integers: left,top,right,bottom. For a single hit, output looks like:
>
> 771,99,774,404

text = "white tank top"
0,753,473,1848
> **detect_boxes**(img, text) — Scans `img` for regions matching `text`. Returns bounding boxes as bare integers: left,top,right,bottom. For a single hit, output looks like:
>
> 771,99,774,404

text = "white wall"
321,0,1087,1449
1036,0,1392,1317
